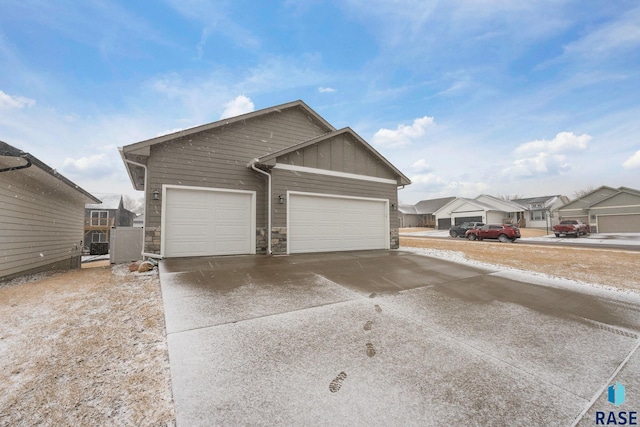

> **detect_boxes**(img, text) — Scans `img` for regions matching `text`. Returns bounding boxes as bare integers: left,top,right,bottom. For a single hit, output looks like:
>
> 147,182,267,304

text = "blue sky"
1,0,639,204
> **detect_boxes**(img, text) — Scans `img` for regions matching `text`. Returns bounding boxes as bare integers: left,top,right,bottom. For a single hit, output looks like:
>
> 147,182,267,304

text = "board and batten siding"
141,106,331,254
1,170,85,280
277,133,397,180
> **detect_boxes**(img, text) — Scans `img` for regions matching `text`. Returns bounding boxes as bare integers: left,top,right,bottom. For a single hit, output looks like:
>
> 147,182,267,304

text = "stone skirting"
144,227,161,255
256,228,267,254
271,227,287,255
390,228,399,249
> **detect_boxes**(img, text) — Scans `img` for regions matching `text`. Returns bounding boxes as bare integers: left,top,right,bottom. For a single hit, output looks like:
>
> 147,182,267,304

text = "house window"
91,211,109,226
531,210,546,221
92,232,107,243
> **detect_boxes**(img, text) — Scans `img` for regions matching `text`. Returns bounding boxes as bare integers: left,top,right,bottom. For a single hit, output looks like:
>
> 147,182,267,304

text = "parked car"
465,224,521,242
449,222,484,238
552,220,590,237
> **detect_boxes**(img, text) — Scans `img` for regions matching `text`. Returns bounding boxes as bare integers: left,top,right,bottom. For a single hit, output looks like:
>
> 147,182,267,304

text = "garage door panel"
598,214,640,233
164,187,254,257
289,194,388,254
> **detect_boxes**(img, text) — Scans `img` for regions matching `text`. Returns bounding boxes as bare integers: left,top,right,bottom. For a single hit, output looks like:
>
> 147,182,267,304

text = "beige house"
119,100,410,257
1,141,100,281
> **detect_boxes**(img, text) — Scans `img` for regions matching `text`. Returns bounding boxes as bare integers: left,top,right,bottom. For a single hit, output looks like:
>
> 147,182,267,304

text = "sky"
1,0,639,204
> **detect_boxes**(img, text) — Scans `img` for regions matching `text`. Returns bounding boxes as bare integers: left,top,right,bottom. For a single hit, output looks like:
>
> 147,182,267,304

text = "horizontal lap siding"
271,169,398,229
1,172,84,279
145,107,330,231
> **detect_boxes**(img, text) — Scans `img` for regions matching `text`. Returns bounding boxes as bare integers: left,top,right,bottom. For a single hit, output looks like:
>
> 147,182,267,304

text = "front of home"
119,100,410,258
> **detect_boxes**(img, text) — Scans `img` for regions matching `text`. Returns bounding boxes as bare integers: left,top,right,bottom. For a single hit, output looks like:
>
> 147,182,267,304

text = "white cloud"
410,159,432,172
514,131,591,155
318,87,336,93
372,116,435,148
220,95,255,119
503,132,591,179
0,90,36,109
62,153,118,179
623,150,640,169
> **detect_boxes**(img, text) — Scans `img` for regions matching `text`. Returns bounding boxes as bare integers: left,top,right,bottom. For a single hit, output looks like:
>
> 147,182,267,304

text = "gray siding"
277,133,397,180
142,106,330,253
1,169,85,280
271,168,398,229
591,192,640,210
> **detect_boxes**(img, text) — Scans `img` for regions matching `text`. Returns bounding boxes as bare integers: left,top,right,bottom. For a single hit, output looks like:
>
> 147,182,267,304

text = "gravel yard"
0,234,637,426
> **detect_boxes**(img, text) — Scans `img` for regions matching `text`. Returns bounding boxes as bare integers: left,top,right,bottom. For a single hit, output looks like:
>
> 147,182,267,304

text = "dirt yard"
400,228,640,292
0,236,638,426
0,265,175,427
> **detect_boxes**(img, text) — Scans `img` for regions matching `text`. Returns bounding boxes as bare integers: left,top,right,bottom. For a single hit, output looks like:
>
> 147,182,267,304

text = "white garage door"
288,193,389,254
598,214,640,233
163,187,255,257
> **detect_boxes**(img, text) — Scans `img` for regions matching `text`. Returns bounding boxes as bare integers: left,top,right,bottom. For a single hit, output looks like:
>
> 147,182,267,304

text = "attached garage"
162,186,256,257
597,214,640,233
288,193,389,254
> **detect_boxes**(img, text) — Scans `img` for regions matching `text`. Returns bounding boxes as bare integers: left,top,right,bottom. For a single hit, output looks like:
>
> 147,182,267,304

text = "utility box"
89,242,109,255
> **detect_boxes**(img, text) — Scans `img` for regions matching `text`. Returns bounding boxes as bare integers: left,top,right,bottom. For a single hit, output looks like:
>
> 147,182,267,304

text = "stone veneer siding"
271,227,287,255
390,228,399,249
144,227,161,255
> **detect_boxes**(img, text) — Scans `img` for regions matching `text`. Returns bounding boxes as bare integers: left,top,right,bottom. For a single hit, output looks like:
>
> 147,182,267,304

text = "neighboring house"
119,100,411,257
398,197,455,228
557,186,640,233
84,194,137,252
133,214,144,228
511,195,569,229
1,141,100,281
433,197,512,230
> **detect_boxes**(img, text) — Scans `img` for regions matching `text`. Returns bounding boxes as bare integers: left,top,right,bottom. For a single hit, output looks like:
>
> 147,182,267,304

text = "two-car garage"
162,186,390,257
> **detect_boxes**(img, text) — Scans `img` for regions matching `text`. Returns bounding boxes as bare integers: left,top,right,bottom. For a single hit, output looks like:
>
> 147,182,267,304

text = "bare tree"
123,195,145,215
572,186,595,200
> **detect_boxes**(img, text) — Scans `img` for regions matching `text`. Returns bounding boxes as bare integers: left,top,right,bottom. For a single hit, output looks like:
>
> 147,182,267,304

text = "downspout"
119,149,159,259
248,159,271,255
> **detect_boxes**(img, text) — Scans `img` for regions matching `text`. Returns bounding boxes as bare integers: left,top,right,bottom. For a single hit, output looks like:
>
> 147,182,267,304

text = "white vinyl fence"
110,227,143,264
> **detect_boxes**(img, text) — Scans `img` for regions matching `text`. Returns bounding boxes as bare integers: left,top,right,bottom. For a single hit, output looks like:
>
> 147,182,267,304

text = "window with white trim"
92,232,107,243
91,211,109,226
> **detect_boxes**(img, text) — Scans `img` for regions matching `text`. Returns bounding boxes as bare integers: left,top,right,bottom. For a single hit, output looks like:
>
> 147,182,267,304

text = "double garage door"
163,187,389,257
598,214,640,233
288,193,389,254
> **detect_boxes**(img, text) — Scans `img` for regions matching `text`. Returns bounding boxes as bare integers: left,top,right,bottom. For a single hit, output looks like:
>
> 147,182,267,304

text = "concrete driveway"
159,250,640,426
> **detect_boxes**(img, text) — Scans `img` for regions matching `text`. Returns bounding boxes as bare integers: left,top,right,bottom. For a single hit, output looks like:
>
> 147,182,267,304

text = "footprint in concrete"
364,320,373,331
366,343,376,357
374,304,382,313
329,371,347,393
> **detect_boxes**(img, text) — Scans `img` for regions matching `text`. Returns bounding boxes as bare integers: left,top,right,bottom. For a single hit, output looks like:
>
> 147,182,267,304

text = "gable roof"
398,204,418,214
413,197,456,214
86,193,123,210
559,185,621,210
121,100,336,157
589,188,640,208
256,127,411,186
0,140,100,204
512,195,561,206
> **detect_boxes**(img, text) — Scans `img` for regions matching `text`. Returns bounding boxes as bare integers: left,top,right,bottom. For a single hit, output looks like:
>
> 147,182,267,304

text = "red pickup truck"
553,220,590,237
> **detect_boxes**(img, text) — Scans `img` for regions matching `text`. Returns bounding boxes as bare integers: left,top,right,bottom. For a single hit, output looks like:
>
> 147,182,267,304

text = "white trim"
286,191,390,255
591,204,640,210
161,185,256,258
273,163,397,185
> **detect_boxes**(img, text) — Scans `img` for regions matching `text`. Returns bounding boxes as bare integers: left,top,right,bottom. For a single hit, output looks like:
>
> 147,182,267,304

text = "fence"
109,227,144,264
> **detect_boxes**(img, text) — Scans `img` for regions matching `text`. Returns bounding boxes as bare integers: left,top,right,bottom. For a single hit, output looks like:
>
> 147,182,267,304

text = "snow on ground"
400,246,640,302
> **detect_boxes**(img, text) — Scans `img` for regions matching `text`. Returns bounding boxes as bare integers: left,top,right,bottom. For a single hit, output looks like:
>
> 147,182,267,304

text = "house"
434,195,526,230
1,141,100,281
398,197,456,228
119,100,411,258
557,186,640,233
84,194,137,253
511,195,569,229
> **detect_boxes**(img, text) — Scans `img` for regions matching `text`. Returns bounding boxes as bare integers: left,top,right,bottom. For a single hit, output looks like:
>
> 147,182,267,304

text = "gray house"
557,186,640,233
1,141,100,281
119,100,411,258
398,197,456,228
84,193,136,253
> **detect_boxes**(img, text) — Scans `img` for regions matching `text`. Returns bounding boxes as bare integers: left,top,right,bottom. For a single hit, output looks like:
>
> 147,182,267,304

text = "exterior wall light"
391,203,397,211
153,189,160,200
278,194,285,204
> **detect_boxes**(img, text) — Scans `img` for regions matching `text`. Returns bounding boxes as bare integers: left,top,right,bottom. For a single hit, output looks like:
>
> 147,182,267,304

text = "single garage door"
288,193,389,254
163,187,255,257
598,214,640,233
